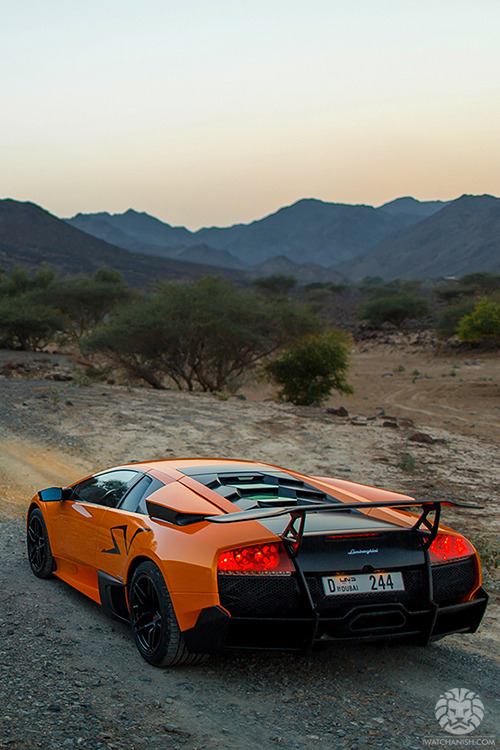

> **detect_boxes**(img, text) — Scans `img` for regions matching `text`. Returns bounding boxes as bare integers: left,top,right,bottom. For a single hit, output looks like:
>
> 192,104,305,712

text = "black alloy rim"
28,515,45,571
131,574,163,654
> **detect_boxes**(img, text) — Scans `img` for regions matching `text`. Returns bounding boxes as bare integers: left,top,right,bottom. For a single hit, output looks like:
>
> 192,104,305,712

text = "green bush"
457,297,500,342
0,267,132,345
434,272,500,303
253,274,297,297
358,277,422,296
0,266,56,297
435,299,476,339
49,269,132,339
84,277,317,391
460,272,500,295
0,295,68,350
265,329,353,406
358,293,430,328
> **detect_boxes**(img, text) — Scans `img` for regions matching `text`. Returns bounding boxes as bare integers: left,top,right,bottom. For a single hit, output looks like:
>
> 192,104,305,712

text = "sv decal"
102,525,151,555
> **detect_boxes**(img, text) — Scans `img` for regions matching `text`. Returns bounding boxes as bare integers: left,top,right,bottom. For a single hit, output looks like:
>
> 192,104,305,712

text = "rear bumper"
183,588,489,654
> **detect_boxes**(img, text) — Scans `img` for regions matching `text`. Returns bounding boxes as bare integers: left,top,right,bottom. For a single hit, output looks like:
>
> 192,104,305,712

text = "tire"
128,560,206,667
27,508,55,578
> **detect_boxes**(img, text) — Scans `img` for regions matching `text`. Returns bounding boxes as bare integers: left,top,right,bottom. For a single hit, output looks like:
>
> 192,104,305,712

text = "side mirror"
38,487,72,502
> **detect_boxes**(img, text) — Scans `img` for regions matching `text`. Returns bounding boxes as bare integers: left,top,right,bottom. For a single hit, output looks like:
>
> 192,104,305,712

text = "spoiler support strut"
205,498,480,556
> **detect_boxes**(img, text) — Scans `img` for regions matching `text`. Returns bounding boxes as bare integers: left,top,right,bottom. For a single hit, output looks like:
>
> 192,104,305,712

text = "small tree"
0,265,56,297
435,299,475,339
457,297,500,342
265,329,353,406
0,296,68,350
358,293,430,328
49,269,132,339
84,277,317,391
434,272,500,303
460,272,500,295
253,275,297,297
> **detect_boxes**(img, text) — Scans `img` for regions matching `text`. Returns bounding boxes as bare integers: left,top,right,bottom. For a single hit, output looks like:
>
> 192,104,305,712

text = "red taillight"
217,542,294,574
428,533,475,565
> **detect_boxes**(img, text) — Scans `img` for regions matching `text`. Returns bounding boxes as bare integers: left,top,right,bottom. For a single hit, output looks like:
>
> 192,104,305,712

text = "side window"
119,476,165,514
119,476,152,512
137,477,165,515
72,470,140,508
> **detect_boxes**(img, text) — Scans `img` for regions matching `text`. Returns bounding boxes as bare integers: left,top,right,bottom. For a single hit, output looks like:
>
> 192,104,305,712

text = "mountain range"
0,194,498,284
68,196,448,269
336,194,500,280
0,200,245,285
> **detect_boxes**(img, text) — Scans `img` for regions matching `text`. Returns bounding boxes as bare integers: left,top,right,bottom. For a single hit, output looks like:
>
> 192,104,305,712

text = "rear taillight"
428,533,475,565
218,542,294,575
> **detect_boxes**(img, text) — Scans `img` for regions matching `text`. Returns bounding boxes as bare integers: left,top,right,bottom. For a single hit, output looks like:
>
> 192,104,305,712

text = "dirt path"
1,512,499,750
0,372,499,749
0,436,91,516
243,341,500,442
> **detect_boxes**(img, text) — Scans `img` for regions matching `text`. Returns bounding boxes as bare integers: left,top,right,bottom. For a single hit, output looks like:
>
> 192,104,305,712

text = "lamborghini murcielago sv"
27,458,488,666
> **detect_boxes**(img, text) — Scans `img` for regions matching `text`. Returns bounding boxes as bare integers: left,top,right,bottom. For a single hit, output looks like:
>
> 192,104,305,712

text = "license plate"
322,571,405,596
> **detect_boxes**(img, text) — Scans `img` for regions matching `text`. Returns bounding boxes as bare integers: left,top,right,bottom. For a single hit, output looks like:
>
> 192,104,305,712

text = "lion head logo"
435,688,484,735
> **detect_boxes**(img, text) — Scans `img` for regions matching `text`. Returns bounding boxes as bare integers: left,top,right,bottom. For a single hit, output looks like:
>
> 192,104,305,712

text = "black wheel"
129,560,206,667
27,508,55,578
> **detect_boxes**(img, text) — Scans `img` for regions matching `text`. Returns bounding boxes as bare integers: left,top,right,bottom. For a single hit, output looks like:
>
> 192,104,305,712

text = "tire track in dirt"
0,433,91,516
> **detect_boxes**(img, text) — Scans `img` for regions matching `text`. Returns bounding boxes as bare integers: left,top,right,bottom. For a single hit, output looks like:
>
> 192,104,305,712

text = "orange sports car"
27,458,488,666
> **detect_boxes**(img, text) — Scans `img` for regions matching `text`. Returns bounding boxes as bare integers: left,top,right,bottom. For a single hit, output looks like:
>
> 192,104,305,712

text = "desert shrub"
307,288,330,305
460,272,500,295
357,277,422,296
456,297,500,342
0,267,132,343
0,266,56,297
434,279,469,303
253,274,297,297
84,277,316,391
358,293,430,328
434,272,500,303
396,453,417,472
377,279,423,296
357,276,384,293
265,329,353,406
305,282,330,292
49,269,132,339
0,295,68,350
435,299,476,339
305,282,348,294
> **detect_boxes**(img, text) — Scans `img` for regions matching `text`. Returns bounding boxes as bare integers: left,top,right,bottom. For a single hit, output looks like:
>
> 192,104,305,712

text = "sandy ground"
0,341,499,748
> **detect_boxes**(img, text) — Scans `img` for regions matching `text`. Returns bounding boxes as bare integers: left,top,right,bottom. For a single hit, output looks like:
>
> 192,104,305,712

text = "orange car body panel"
30,457,484,633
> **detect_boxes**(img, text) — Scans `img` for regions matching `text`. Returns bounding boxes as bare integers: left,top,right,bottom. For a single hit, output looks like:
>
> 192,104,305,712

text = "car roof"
123,457,287,474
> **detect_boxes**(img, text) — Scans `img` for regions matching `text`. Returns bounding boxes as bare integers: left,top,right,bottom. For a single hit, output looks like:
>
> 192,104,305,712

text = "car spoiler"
205,498,481,553
147,497,481,551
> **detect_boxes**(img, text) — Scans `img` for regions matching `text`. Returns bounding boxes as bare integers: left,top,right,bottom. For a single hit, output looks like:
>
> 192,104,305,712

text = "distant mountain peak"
379,196,449,218
336,194,500,280
63,193,499,281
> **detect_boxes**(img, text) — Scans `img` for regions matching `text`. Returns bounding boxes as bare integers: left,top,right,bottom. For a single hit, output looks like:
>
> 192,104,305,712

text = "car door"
49,470,140,600
95,475,164,583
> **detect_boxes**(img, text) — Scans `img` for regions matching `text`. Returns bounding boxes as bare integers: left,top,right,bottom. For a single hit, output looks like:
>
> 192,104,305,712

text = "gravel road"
0,374,499,749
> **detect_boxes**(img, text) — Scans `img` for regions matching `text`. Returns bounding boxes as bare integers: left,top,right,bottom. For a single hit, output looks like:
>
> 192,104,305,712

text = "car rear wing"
204,499,481,553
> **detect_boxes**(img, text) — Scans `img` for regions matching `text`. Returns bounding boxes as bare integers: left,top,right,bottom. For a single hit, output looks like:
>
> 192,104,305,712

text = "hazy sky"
2,1,499,229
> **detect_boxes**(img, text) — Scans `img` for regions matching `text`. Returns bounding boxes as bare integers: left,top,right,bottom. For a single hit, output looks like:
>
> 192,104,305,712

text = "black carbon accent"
432,558,476,604
305,568,428,614
183,606,230,654
217,574,303,616
146,500,207,526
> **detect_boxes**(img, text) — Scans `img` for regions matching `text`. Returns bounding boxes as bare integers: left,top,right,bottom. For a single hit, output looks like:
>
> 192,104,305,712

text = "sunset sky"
2,1,499,229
